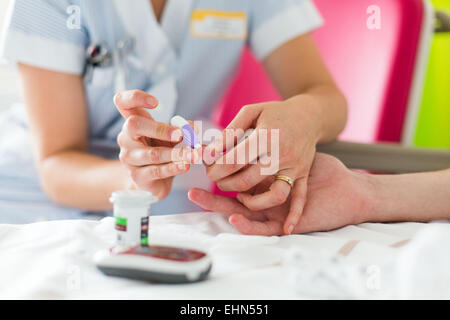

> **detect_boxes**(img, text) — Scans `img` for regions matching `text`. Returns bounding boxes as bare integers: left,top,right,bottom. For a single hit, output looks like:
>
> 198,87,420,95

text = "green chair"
412,0,450,148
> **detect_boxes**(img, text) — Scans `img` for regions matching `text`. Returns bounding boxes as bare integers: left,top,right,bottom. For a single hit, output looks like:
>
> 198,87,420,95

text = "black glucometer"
94,245,212,283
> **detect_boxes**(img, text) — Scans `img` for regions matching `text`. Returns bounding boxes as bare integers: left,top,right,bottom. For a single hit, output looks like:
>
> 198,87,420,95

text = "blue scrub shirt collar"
112,0,193,123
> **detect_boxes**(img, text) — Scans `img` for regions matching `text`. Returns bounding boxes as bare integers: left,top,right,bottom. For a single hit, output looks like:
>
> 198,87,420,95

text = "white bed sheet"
1,211,439,300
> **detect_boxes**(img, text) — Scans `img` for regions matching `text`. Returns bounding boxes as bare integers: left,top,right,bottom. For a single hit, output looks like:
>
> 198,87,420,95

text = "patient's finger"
188,188,266,221
228,214,283,236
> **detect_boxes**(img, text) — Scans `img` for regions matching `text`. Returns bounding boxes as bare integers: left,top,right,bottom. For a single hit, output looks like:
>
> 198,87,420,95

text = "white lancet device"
170,115,202,149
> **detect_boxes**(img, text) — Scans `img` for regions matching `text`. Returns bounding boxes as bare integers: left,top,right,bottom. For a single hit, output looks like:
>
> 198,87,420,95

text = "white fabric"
395,223,450,299
160,0,193,53
250,0,323,60
1,212,447,300
0,29,85,74
112,0,178,123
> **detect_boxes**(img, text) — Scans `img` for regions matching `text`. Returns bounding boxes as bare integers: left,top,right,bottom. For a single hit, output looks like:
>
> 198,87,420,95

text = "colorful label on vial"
140,216,149,246
115,216,127,231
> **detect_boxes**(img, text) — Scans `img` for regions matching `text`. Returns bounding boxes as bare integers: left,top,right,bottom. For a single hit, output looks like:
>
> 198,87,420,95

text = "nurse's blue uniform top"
0,0,323,223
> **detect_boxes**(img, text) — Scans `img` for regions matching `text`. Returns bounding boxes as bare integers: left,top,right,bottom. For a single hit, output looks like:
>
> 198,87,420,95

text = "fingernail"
146,96,157,106
177,162,186,170
171,129,182,142
287,224,294,235
186,152,192,162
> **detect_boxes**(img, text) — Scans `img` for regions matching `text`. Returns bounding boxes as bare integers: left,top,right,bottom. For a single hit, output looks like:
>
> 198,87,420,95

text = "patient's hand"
189,153,372,235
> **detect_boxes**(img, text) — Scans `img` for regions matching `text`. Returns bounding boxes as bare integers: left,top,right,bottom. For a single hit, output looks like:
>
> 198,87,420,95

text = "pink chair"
213,0,433,144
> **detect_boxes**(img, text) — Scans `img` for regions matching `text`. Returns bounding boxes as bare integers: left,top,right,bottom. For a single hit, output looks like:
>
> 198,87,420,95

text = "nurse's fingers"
145,178,174,201
228,214,283,236
236,169,294,211
283,177,307,235
114,90,159,119
117,130,142,149
124,115,182,143
206,105,262,154
216,163,267,192
206,129,259,181
119,146,200,166
187,188,266,221
129,162,190,187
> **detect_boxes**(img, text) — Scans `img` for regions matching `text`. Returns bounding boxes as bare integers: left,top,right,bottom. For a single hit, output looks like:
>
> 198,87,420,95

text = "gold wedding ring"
275,175,294,189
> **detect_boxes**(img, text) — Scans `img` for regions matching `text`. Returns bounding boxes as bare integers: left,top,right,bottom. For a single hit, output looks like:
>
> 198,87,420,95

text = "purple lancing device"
170,116,201,149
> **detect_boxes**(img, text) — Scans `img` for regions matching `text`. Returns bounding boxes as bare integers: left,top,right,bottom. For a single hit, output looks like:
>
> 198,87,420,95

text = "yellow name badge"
190,10,248,40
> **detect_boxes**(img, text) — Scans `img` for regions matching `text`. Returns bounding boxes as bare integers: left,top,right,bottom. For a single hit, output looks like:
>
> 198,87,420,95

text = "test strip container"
110,190,158,247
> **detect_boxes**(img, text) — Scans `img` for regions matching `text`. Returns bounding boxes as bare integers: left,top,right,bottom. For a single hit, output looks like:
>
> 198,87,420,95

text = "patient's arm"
18,63,132,211
364,167,450,223
189,153,450,235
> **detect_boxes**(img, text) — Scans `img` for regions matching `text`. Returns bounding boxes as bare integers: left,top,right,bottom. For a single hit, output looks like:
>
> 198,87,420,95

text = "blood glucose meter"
97,191,212,284
94,244,212,283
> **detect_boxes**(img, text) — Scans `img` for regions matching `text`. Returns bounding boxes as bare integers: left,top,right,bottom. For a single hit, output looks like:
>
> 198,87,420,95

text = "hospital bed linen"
0,212,445,299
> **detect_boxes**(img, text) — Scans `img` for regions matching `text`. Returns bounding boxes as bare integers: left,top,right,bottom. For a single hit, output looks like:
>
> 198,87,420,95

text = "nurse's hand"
190,154,371,235
114,90,200,200
204,97,321,234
